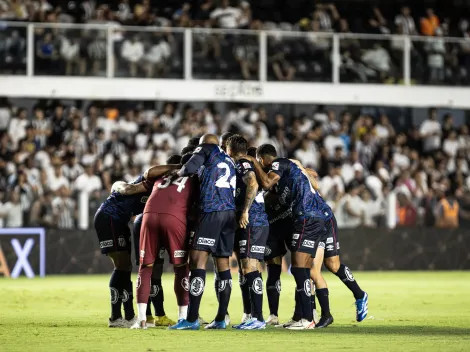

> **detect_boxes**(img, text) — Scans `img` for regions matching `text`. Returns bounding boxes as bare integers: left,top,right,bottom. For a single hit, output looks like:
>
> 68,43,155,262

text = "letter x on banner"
0,228,46,278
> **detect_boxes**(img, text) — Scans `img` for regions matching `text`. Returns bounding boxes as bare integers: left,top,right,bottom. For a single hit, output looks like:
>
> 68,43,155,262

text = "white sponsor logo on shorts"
251,245,265,254
272,162,279,171
264,246,272,256
190,277,205,296
326,245,334,251
118,236,126,247
140,250,145,258
326,237,334,244
240,247,246,254
182,278,189,291
252,277,263,295
337,242,340,250
239,240,247,246
190,231,195,238
197,237,216,246
302,240,315,248
100,240,113,248
174,250,187,258
291,240,296,247
304,279,312,297
318,242,325,249
243,162,251,169
293,233,300,240
110,287,119,304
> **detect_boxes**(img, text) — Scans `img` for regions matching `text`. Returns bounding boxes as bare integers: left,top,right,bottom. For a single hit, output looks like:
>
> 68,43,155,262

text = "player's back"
196,143,236,213
235,158,268,226
144,174,198,224
98,175,150,221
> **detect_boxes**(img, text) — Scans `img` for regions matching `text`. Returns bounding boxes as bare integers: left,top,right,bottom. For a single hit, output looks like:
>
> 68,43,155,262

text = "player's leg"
151,260,176,326
323,216,368,322
234,228,252,322
237,226,268,330
170,212,216,329
205,210,236,329
311,246,334,328
131,212,159,329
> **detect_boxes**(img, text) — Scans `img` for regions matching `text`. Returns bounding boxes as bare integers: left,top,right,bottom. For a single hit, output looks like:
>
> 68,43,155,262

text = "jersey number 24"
215,162,236,196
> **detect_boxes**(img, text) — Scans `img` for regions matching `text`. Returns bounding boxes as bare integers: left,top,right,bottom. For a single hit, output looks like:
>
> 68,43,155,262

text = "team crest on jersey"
190,277,205,296
194,147,202,153
182,278,189,291
150,284,160,297
252,277,263,295
304,279,312,297
242,162,251,169
110,287,119,304
140,196,148,203
272,162,280,171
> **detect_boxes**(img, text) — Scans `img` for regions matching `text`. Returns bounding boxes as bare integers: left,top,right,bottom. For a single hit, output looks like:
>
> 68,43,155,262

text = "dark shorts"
191,210,236,257
234,226,269,260
94,210,131,255
319,215,340,258
133,214,164,266
264,218,290,260
140,212,189,266
287,217,327,258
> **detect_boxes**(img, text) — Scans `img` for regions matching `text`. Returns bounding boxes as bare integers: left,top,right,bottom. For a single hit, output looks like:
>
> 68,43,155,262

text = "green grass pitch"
1,271,470,352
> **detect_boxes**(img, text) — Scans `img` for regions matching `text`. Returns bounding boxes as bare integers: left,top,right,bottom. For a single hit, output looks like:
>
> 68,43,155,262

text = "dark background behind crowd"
1,97,470,230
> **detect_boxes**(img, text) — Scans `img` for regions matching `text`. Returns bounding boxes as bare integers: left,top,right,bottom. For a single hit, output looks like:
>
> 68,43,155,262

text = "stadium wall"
1,228,468,277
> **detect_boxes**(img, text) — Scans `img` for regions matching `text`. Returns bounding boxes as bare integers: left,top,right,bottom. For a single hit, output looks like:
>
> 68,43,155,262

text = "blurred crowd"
1,1,470,83
1,97,469,230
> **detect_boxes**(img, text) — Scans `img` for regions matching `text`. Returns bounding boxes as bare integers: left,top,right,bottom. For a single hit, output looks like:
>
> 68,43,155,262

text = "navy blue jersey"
235,159,269,227
181,143,236,213
269,158,332,221
97,175,151,222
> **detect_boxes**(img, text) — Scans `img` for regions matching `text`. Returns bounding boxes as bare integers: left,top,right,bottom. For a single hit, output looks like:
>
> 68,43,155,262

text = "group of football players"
94,132,369,331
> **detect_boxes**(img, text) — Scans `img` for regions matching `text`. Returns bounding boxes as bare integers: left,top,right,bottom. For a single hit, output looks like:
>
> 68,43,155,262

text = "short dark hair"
256,144,277,158
227,134,248,155
181,153,193,165
221,132,234,146
187,137,200,147
181,145,196,155
247,147,257,158
167,154,182,164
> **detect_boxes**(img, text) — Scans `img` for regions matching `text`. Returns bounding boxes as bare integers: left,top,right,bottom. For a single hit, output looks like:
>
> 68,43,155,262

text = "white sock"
138,303,147,322
178,305,188,320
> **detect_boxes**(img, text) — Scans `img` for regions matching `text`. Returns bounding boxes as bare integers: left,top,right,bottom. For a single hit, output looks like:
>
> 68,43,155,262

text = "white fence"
1,22,470,107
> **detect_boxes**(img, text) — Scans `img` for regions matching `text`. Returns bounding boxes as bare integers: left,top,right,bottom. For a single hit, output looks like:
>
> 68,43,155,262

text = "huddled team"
94,132,369,331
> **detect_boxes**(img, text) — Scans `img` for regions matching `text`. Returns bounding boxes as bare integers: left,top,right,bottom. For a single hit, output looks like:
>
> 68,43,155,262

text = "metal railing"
1,21,470,86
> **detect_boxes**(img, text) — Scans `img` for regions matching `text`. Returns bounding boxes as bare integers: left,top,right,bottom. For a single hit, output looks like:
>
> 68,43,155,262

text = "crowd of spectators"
1,1,470,83
0,97,469,230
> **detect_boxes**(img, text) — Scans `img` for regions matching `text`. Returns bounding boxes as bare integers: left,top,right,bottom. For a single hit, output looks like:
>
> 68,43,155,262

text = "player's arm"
240,171,258,228
112,181,149,195
144,164,180,180
244,155,280,191
289,159,320,191
178,145,208,177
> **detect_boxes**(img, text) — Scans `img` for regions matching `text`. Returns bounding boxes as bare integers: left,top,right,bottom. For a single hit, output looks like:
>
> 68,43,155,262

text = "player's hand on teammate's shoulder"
111,181,127,194
239,211,249,229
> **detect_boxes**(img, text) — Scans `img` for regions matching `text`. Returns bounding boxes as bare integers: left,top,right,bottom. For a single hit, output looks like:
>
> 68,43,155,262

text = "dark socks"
109,269,127,320
291,267,313,322
122,271,135,320
266,264,281,316
146,298,152,316
293,289,301,321
215,270,232,322
150,278,165,316
245,271,264,321
334,264,365,300
187,269,206,323
239,271,251,315
316,288,331,317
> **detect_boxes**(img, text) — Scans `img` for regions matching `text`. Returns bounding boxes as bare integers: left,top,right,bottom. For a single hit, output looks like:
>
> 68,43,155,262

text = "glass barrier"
33,24,107,76
267,32,333,82
411,36,470,86
192,29,259,80
114,27,184,79
338,35,404,84
0,22,27,75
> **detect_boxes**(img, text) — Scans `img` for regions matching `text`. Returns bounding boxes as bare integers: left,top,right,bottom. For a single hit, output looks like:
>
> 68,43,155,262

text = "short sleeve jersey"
188,144,236,213
235,158,269,227
269,158,332,221
98,175,150,222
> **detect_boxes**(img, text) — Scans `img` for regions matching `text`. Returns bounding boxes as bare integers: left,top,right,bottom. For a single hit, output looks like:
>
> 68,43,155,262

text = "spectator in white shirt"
52,186,76,229
320,165,345,202
337,182,365,228
395,6,417,35
210,0,242,28
374,114,395,142
121,35,144,77
324,129,345,158
362,43,392,80
425,27,446,84
443,130,460,158
419,108,442,153
60,36,80,75
74,165,103,195
0,191,23,227
48,164,70,192
294,139,318,169
8,108,29,150
144,36,171,78
61,154,84,182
